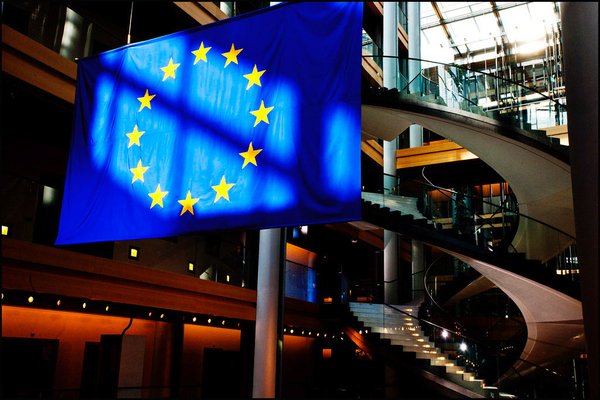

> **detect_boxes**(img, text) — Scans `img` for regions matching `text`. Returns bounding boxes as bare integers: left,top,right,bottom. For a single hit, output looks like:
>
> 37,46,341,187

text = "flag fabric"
56,2,363,244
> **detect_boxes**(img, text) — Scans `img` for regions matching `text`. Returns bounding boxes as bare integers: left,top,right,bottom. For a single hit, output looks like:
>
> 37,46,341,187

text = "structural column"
560,3,598,399
382,1,399,305
407,2,425,298
252,228,285,398
407,1,423,148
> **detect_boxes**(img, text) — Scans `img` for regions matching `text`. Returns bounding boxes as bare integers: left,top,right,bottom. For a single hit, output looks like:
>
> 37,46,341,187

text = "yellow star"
178,190,199,216
192,41,211,64
137,89,155,112
212,176,235,203
160,58,180,81
250,100,274,127
221,43,243,68
239,142,263,168
130,160,149,183
148,184,168,208
126,125,145,148
243,64,266,90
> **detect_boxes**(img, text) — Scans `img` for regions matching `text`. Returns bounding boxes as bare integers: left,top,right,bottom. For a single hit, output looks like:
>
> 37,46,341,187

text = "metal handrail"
364,55,567,112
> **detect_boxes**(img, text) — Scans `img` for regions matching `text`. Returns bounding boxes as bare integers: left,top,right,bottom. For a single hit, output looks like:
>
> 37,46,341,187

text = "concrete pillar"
384,231,399,305
382,2,399,305
383,2,398,88
411,240,425,301
407,2,423,148
252,228,284,398
560,3,598,398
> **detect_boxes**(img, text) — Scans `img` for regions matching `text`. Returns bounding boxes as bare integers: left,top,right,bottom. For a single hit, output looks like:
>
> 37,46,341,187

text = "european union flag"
56,2,363,244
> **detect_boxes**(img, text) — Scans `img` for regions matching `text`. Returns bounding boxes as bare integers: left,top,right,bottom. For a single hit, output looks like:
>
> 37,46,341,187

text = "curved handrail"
370,171,577,270
364,55,567,112
416,169,576,242
348,277,571,385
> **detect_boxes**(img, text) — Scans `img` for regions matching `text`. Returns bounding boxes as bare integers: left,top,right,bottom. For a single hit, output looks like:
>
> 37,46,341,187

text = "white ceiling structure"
420,2,562,64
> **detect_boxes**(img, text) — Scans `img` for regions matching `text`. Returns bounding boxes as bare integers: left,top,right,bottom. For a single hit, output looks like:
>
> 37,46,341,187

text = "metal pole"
127,2,134,44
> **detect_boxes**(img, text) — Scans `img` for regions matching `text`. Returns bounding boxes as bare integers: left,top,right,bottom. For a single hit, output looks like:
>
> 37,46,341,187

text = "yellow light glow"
28,296,34,303
160,313,164,319
188,262,195,272
56,300,61,306
82,302,87,309
105,306,110,311
208,318,212,323
226,275,230,282
192,317,197,322
1,225,8,236
129,247,138,258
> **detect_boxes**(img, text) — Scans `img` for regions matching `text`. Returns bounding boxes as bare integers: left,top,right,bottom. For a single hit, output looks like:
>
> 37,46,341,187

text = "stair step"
349,302,487,395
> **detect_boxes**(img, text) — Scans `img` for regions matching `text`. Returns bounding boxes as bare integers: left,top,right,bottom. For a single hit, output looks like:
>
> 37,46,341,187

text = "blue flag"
56,2,363,244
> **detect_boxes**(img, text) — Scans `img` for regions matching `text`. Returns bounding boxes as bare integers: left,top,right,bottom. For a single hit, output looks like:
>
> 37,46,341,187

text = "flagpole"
127,2,134,45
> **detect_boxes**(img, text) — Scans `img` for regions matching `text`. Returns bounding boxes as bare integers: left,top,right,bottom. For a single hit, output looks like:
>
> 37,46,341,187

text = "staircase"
361,192,431,223
348,302,497,398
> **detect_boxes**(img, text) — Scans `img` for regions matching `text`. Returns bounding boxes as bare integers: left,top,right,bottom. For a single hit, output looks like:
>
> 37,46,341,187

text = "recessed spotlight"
129,246,140,260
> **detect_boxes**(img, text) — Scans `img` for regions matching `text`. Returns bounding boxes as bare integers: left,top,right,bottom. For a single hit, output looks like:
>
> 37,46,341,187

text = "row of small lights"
1,290,244,328
2,290,349,341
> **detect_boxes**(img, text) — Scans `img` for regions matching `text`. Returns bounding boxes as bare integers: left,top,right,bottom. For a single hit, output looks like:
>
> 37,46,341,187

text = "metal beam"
422,2,529,30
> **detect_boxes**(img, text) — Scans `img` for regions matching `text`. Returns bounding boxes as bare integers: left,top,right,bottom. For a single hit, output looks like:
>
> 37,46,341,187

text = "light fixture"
192,316,197,322
441,329,449,339
56,299,61,306
28,296,34,303
82,302,87,309
207,318,212,324
160,313,164,319
188,262,195,273
226,275,230,283
1,224,9,236
129,246,140,260
105,305,110,311
290,329,294,334
221,320,225,325
148,312,153,317
459,342,468,352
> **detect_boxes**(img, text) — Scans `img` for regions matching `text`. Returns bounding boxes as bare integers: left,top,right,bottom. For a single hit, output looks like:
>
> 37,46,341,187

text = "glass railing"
347,278,572,395
420,252,585,391
362,30,383,68
285,259,317,303
361,172,579,295
361,55,568,138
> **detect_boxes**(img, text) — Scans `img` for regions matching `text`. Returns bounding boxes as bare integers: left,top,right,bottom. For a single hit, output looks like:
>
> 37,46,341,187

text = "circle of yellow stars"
127,41,273,217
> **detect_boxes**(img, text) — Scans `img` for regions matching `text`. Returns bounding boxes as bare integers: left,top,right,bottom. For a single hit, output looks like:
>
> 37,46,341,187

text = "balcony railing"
362,55,568,135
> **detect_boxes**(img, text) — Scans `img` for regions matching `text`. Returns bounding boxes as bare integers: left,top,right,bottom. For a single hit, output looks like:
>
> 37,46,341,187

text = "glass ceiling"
421,2,561,64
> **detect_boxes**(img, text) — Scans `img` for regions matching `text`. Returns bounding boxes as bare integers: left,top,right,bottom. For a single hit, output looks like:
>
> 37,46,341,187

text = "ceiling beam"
422,2,529,30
